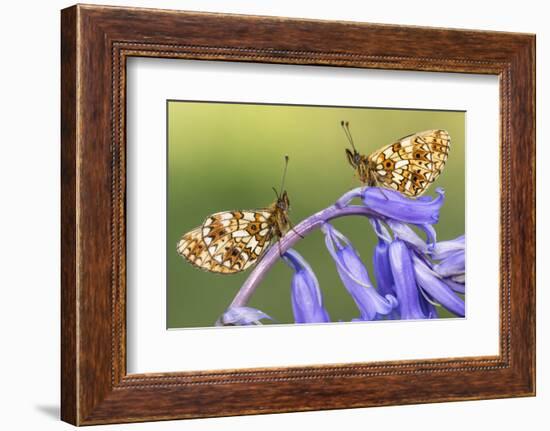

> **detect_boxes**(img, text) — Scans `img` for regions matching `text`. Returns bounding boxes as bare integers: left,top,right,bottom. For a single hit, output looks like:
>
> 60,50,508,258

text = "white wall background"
0,1,546,429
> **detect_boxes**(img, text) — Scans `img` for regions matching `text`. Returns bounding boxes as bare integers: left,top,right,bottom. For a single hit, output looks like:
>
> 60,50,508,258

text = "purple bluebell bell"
372,239,394,298
215,306,272,326
386,220,432,254
282,249,331,324
372,238,401,320
434,252,465,278
323,223,397,321
433,238,465,279
432,235,465,260
412,255,465,317
388,239,426,320
362,187,445,225
431,234,466,294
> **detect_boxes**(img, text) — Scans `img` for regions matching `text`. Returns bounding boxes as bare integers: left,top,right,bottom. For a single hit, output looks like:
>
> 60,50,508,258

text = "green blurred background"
167,101,465,328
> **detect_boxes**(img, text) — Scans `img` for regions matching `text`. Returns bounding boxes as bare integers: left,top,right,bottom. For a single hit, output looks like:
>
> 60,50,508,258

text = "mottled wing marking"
177,209,275,274
176,227,228,273
368,129,450,197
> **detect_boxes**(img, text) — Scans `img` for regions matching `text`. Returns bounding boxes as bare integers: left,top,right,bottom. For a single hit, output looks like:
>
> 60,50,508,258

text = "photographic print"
167,101,465,328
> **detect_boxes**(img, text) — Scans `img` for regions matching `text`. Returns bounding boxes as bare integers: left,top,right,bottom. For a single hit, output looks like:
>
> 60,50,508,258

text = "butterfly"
177,156,292,274
340,121,451,197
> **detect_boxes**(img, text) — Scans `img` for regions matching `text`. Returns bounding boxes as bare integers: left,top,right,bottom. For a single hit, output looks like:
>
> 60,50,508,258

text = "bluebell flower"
226,185,465,325
372,237,401,320
282,249,331,324
432,234,465,294
323,223,397,321
433,238,465,279
215,306,273,326
362,187,445,225
370,220,445,319
432,235,465,260
386,219,432,254
412,255,465,317
434,252,465,278
364,190,464,318
372,238,395,298
388,239,426,320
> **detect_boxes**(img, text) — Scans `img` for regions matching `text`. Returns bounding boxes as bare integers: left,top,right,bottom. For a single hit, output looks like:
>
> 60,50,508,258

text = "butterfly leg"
277,238,284,258
371,179,390,201
377,187,390,201
288,219,304,239
359,182,368,199
360,182,389,201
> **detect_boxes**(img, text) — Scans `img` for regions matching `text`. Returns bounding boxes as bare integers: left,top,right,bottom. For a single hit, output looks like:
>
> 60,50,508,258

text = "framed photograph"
61,4,535,425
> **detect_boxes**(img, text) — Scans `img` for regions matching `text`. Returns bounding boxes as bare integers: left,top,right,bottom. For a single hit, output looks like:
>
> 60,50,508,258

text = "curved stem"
229,201,379,308
335,187,364,208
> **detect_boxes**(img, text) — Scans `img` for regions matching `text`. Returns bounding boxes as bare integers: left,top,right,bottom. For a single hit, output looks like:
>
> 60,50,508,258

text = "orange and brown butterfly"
177,156,293,274
340,121,451,198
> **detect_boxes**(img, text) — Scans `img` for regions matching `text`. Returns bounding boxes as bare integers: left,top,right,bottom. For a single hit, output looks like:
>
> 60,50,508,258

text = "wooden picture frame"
61,4,535,425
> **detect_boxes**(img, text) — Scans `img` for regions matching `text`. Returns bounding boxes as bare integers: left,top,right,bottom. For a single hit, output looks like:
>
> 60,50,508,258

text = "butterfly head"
276,190,290,211
341,120,363,167
341,121,370,183
345,148,362,169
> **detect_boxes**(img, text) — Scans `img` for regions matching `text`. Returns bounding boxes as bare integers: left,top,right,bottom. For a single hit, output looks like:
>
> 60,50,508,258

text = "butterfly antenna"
340,120,358,152
279,155,289,195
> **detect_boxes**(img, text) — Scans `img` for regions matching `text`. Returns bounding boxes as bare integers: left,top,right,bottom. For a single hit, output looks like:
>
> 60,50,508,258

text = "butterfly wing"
367,129,450,197
177,209,275,274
